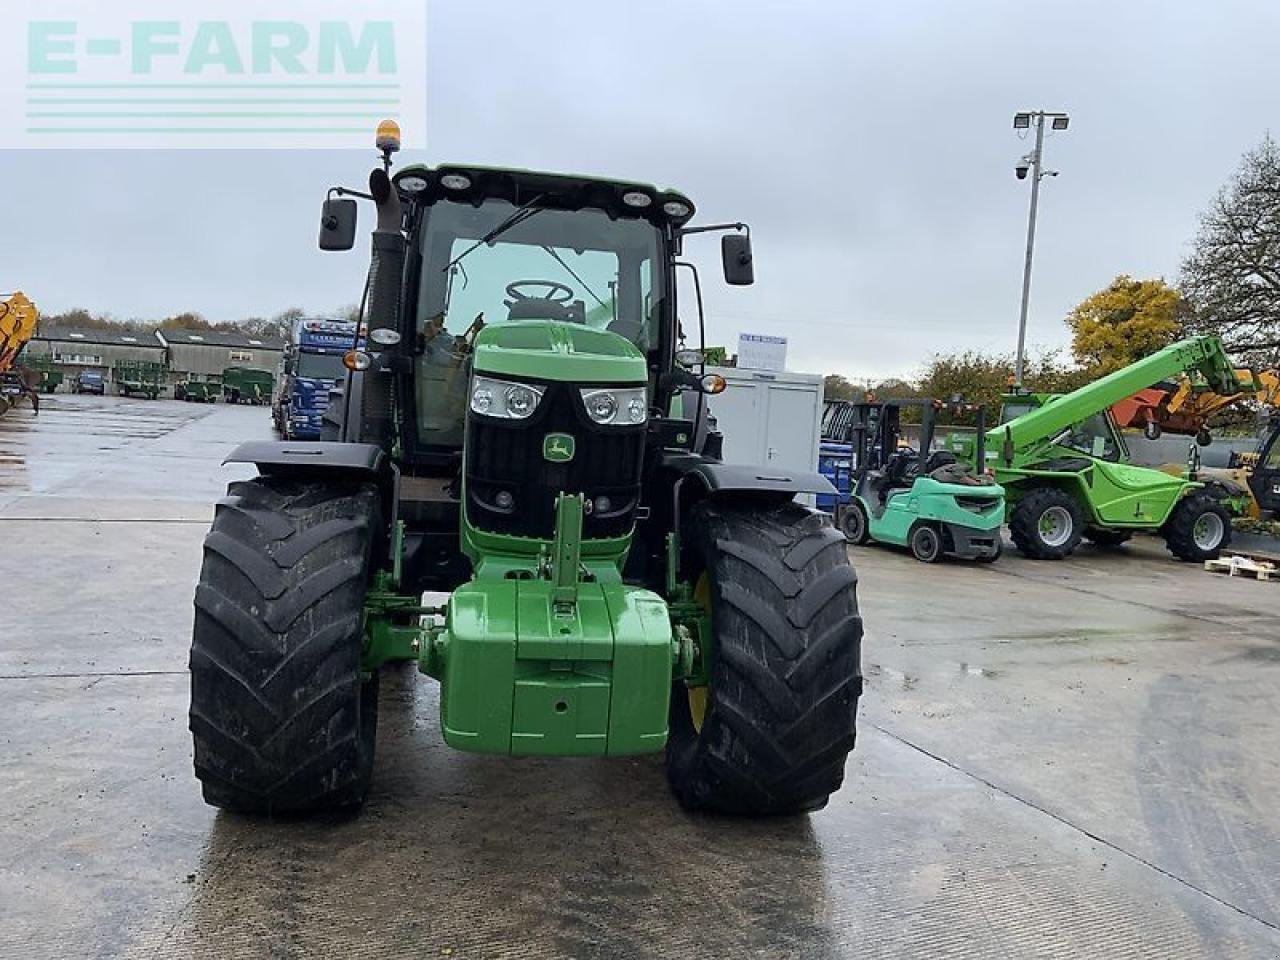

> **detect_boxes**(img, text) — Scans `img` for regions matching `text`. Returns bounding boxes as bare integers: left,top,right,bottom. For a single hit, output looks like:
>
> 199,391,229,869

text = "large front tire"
1010,487,1084,560
666,501,863,815
189,477,382,815
1163,493,1231,562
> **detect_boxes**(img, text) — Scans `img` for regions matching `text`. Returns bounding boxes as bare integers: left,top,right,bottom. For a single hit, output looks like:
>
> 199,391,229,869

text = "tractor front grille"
465,382,645,540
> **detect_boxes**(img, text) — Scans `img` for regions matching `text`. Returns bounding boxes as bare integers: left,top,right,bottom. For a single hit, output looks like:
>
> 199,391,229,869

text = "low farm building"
25,326,284,388
24,327,168,383
156,329,284,382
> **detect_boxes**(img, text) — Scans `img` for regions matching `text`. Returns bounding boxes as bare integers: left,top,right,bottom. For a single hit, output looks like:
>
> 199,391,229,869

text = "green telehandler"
986,336,1242,561
188,126,864,817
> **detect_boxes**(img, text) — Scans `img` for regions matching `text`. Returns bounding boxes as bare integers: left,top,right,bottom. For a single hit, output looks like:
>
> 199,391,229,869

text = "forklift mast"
831,398,985,476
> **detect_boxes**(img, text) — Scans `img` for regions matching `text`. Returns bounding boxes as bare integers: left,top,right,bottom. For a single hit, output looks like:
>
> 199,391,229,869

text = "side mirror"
319,197,358,251
721,233,754,286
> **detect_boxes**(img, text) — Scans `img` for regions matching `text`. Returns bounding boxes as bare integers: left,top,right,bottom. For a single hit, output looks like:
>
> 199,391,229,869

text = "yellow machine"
0,292,41,416
1141,368,1280,519
0,292,38,375
1166,368,1280,426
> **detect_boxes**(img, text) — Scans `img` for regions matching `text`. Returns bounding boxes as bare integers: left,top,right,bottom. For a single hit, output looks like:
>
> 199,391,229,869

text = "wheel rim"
915,528,939,559
1192,512,1224,550
843,506,864,541
1038,505,1073,547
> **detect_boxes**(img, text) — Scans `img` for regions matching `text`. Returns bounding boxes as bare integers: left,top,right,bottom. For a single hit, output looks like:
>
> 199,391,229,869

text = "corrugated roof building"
25,327,168,383
26,325,285,387
157,329,284,381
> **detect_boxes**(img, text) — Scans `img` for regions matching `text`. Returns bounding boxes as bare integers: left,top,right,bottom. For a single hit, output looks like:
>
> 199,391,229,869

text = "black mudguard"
662,451,836,497
225,441,387,476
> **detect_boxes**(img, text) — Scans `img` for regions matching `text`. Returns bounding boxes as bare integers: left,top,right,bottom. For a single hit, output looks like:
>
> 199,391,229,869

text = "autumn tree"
1180,135,1280,366
1066,276,1186,374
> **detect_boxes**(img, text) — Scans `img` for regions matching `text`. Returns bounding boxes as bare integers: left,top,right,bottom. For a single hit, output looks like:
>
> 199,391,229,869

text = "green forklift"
834,399,1005,562
187,124,863,817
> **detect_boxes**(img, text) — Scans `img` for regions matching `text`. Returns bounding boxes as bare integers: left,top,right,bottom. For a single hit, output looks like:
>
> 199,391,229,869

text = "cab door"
1251,427,1280,515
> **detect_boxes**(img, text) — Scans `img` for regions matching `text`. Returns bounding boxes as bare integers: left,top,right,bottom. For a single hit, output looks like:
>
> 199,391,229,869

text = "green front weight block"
435,578,673,756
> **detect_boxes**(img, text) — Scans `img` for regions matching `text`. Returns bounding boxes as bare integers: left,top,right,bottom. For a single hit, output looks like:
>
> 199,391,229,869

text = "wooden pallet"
1204,554,1280,582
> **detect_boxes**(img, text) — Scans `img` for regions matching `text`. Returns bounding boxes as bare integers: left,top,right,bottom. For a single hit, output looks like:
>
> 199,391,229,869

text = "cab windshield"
295,352,347,381
1060,411,1126,462
414,198,664,447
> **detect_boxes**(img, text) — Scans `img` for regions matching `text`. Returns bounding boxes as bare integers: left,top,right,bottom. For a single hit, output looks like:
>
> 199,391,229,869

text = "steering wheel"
505,280,574,304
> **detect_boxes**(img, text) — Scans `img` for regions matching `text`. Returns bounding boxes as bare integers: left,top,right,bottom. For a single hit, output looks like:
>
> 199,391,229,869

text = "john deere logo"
543,433,575,463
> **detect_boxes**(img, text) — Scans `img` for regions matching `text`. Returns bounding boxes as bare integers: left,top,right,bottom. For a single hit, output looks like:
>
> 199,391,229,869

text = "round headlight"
471,385,493,414
587,391,619,423
626,395,646,423
621,191,652,208
505,384,537,418
397,175,429,194
440,173,472,191
662,200,691,218
369,328,401,347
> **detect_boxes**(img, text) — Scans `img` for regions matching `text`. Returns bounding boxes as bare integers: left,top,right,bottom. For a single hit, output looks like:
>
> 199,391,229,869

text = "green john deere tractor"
188,129,863,816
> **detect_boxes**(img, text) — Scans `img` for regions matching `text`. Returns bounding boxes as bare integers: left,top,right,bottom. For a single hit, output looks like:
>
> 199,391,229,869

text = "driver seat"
863,451,917,515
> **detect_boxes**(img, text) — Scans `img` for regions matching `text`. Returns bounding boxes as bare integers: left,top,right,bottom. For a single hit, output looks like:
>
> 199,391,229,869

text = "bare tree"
1180,135,1280,366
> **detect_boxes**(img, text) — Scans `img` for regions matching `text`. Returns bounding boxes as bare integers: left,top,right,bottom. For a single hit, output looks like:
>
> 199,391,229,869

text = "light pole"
1012,110,1069,388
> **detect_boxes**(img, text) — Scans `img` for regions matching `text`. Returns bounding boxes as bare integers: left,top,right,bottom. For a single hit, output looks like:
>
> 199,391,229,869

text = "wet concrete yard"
3,394,1279,958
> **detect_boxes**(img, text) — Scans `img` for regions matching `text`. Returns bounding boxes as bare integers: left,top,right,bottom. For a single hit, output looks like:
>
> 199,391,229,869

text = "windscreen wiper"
443,194,547,273
540,245,609,310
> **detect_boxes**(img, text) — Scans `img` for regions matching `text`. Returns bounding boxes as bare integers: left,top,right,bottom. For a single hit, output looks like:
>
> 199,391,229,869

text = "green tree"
1181,135,1280,367
1066,275,1186,374
823,374,858,401
916,349,1086,425
871,377,916,400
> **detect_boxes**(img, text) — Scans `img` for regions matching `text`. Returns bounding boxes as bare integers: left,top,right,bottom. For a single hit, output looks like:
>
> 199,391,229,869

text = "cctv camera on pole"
1011,110,1069,387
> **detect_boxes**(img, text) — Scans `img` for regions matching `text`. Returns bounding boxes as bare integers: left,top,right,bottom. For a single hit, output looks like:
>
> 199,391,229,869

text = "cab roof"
392,163,695,228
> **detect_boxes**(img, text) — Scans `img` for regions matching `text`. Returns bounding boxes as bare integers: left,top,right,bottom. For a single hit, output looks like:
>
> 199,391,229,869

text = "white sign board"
736,333,787,372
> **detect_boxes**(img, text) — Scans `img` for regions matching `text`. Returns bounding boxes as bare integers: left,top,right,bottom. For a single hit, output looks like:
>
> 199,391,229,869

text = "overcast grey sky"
2,0,1277,380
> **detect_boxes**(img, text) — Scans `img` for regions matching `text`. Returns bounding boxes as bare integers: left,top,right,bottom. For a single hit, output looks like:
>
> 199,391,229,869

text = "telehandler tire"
1010,487,1083,560
189,477,382,815
1163,493,1231,562
667,500,863,816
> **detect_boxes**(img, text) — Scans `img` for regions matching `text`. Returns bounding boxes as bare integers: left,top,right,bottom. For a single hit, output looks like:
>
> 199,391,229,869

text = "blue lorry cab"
273,318,364,440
